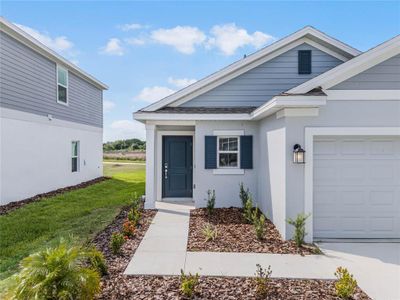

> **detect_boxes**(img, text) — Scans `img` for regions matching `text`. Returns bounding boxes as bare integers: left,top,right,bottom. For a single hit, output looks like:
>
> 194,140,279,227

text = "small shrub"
253,211,266,240
243,195,254,224
3,240,101,299
205,189,216,216
131,192,142,211
87,247,108,276
334,267,357,299
122,219,136,238
180,269,199,298
253,263,272,298
286,213,310,247
110,232,125,255
202,223,217,242
128,208,141,226
239,182,250,207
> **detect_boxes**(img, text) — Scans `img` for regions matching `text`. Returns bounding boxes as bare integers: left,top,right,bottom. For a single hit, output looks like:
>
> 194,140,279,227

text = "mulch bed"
187,208,320,255
0,176,110,215
94,206,369,300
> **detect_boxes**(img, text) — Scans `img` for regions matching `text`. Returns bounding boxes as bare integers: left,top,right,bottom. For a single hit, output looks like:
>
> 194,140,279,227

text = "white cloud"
135,86,176,103
151,26,206,54
103,100,115,113
101,38,124,56
104,120,145,142
118,23,148,31
125,37,146,46
15,23,74,53
207,23,274,55
168,77,197,89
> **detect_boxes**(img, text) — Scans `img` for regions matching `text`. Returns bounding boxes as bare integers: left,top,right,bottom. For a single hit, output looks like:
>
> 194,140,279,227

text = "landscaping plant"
131,192,142,211
334,267,358,299
127,208,141,226
253,263,272,298
122,220,136,238
180,269,200,298
202,223,217,242
243,195,254,224
253,211,266,240
3,240,101,300
110,232,125,255
87,246,108,276
239,182,250,207
205,189,216,216
286,213,310,247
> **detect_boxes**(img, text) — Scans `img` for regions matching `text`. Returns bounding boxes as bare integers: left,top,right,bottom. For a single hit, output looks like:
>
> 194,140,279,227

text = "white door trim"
156,131,195,202
304,127,400,242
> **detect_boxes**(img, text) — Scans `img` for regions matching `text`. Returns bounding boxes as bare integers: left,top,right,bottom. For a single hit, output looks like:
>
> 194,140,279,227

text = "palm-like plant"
5,240,101,300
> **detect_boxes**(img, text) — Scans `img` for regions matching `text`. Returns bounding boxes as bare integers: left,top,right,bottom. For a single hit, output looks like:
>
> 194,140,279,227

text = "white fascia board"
288,35,400,94
251,96,327,120
133,112,251,121
141,26,359,112
0,17,108,90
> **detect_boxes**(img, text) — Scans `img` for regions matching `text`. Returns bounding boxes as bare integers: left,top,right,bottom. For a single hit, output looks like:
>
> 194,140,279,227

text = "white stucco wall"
0,108,103,205
193,121,259,208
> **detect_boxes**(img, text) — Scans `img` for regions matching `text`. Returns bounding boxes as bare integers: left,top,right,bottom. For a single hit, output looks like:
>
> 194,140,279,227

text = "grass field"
0,162,145,280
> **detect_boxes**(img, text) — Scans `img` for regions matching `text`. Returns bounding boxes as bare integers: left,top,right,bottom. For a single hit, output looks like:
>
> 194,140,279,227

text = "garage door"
313,136,400,239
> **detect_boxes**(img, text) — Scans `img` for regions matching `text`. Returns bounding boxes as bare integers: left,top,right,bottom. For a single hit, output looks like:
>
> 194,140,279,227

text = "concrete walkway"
125,202,400,300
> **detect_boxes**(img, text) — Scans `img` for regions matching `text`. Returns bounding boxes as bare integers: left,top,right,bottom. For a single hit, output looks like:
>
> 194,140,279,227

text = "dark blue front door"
162,136,193,198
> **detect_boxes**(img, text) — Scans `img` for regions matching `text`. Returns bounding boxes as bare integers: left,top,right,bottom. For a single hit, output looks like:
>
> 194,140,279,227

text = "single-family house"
0,17,108,205
134,26,400,242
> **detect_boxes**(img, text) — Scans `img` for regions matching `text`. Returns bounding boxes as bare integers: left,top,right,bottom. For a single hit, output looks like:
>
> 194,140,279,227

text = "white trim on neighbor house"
304,127,400,243
288,35,400,94
141,26,359,111
156,130,195,202
134,112,251,121
0,17,108,90
326,90,400,100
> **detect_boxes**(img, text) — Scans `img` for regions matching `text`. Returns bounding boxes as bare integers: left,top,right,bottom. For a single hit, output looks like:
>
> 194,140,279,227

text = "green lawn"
0,162,145,280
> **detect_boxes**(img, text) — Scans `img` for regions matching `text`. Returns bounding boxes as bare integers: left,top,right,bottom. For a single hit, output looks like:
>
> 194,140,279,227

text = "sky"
2,1,400,142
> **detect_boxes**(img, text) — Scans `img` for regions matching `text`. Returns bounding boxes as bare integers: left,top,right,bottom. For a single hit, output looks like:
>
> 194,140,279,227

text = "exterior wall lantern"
293,144,305,164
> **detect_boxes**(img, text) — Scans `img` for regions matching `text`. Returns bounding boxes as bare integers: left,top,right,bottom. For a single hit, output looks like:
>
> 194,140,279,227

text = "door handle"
164,163,168,179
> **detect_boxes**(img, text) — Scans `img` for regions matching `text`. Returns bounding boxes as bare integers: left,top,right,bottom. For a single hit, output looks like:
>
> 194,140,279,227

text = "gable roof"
287,34,400,94
0,17,108,90
141,26,360,112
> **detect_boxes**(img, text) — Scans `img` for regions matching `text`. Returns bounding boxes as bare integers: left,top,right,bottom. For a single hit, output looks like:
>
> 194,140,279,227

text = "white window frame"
217,136,240,169
57,65,69,105
71,141,79,173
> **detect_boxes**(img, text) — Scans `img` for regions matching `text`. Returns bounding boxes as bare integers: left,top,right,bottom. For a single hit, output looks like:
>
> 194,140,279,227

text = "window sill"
213,169,244,175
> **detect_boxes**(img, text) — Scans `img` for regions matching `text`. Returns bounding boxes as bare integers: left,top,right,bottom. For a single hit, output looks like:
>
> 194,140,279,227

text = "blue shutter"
205,136,217,169
240,135,253,169
298,50,312,74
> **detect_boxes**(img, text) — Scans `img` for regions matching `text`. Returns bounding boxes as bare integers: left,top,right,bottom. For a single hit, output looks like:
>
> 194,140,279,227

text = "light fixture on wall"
293,144,305,164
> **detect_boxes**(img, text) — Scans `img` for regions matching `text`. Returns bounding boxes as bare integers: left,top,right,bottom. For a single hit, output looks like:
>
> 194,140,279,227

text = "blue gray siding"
0,32,103,128
331,54,400,90
182,44,343,107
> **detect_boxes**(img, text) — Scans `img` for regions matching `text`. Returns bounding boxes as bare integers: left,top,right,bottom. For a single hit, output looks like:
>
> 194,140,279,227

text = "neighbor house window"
57,65,68,104
217,136,239,168
298,50,312,74
71,141,79,172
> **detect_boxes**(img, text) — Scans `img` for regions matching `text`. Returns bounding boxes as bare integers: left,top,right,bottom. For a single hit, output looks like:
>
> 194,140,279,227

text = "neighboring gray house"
134,26,400,242
0,17,108,204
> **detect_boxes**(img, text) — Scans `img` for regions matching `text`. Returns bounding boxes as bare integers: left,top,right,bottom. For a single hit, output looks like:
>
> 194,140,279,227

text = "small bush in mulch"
187,208,320,255
0,177,110,215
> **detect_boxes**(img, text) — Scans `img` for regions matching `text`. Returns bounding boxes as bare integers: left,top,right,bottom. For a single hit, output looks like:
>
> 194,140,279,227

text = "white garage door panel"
313,136,400,239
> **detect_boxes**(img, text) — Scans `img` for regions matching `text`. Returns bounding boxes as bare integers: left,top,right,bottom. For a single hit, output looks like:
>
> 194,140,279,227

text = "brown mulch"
94,206,370,300
0,177,110,215
187,208,320,255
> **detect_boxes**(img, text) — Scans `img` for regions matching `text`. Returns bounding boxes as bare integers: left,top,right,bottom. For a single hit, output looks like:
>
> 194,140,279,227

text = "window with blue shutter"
298,50,312,74
205,136,217,169
240,136,253,169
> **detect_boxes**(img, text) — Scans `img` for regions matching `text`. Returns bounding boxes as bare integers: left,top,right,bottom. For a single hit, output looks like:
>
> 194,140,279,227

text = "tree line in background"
103,139,146,152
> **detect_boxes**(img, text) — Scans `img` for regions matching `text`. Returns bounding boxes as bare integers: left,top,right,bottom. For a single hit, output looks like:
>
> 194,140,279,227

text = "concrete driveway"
319,243,400,300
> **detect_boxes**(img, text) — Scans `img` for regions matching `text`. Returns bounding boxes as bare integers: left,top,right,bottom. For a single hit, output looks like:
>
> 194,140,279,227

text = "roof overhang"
288,35,400,94
134,95,327,123
0,17,108,90
140,26,359,112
